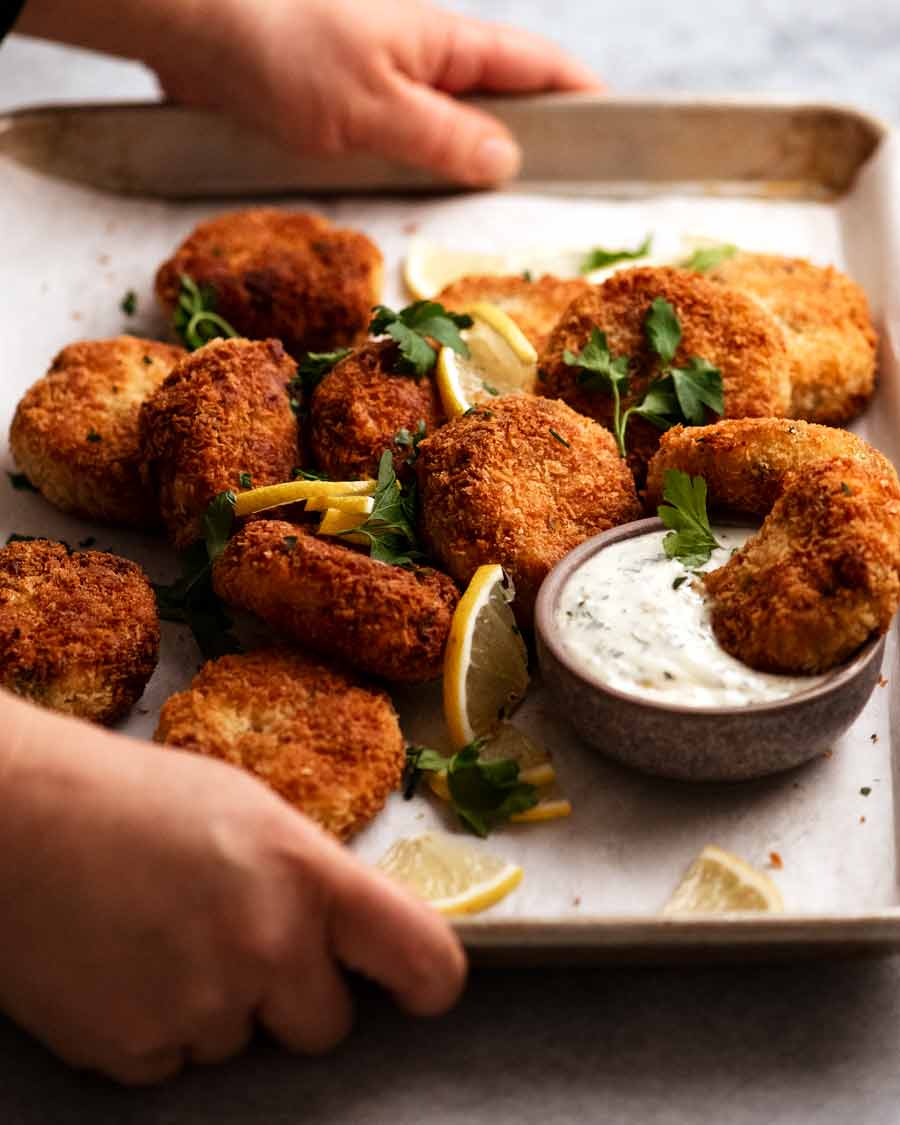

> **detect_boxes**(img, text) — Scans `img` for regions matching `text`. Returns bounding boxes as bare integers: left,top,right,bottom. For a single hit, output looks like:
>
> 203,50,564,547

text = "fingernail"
472,136,521,184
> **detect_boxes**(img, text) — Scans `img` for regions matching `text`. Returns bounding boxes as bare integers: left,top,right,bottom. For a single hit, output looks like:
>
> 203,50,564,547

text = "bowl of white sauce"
534,517,884,781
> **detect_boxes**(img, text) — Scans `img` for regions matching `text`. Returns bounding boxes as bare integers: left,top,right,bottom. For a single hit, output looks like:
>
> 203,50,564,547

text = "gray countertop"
2,4,900,1122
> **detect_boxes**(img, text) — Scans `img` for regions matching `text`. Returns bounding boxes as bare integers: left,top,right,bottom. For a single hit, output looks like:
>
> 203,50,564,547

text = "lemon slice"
662,845,785,915
509,798,572,823
317,507,369,545
233,478,375,518
304,495,374,515
377,832,522,915
443,565,529,749
436,303,538,418
427,722,555,801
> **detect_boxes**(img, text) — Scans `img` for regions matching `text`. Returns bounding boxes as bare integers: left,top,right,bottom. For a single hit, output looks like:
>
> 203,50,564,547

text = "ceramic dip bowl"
534,517,885,782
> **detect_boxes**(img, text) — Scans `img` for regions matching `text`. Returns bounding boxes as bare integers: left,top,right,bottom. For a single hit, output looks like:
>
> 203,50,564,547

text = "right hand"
0,694,466,1084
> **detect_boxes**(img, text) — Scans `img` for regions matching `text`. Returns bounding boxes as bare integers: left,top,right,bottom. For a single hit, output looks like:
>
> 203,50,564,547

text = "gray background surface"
2,3,900,1122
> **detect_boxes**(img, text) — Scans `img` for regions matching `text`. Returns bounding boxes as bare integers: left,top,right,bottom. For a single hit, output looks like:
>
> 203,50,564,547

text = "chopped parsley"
861,786,872,797
680,243,738,273
294,467,330,481
341,450,421,566
173,274,239,351
581,234,652,274
142,354,154,365
481,381,500,396
369,301,472,377
7,472,37,492
238,471,253,489
86,429,102,443
403,740,538,837
282,535,298,552
672,574,689,590
549,428,570,448
657,469,721,568
394,419,427,463
120,290,137,316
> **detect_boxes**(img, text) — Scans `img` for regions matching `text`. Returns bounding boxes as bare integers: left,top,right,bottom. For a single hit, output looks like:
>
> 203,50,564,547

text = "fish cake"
156,648,404,841
308,341,444,480
437,274,593,351
213,522,459,683
539,267,791,485
155,208,383,358
705,253,877,425
415,396,642,627
0,539,159,723
139,338,298,549
9,337,185,528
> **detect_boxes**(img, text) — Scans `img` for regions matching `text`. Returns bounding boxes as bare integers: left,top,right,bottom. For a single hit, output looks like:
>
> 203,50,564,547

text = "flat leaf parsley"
288,348,352,416
341,450,421,566
680,243,738,273
657,468,721,568
581,233,652,274
173,275,239,351
369,301,472,377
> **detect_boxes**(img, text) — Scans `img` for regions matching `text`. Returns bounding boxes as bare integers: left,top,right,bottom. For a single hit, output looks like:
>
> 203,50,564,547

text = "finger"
188,1013,255,1066
102,1046,187,1087
367,74,522,186
258,944,354,1055
431,17,603,95
330,861,467,1017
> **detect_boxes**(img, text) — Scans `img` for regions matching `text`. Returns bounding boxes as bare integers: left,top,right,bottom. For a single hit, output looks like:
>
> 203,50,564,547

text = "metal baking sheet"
1,96,898,963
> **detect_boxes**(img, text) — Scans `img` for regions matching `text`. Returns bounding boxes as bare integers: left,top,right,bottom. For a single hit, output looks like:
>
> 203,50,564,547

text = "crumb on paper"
879,675,888,688
768,851,783,870
97,253,110,266
573,896,582,907
72,311,82,321
822,749,833,759
402,221,420,235
860,816,867,824
870,733,879,743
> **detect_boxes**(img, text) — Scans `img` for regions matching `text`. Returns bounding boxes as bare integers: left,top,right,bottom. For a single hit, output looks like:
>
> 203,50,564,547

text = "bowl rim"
534,515,884,718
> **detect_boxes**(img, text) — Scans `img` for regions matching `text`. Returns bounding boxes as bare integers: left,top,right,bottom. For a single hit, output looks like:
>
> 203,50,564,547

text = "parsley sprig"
173,275,239,351
394,419,427,464
341,450,421,566
680,243,737,273
288,348,352,416
563,299,723,457
658,468,721,568
369,301,472,377
581,234,653,274
404,740,538,837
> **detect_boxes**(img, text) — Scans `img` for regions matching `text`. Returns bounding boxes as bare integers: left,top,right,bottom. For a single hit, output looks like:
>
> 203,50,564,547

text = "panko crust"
155,647,404,841
139,338,299,548
706,253,877,425
645,418,896,514
0,539,159,723
415,396,642,627
704,459,900,673
9,336,185,528
538,267,791,483
213,522,459,683
309,341,444,480
437,274,593,352
154,208,383,358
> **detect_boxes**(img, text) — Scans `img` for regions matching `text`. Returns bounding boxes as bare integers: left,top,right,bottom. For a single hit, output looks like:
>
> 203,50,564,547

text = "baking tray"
1,95,898,964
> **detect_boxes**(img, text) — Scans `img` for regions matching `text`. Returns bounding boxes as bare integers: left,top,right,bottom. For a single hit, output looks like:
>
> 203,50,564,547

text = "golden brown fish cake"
0,539,159,723
705,253,877,425
415,396,642,628
139,338,299,549
155,208,383,358
645,418,895,514
538,267,791,484
704,458,900,673
9,337,185,528
437,274,593,351
213,522,459,683
308,341,444,480
155,647,404,841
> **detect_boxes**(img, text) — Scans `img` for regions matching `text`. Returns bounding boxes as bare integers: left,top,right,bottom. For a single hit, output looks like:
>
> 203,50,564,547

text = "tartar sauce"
556,527,826,708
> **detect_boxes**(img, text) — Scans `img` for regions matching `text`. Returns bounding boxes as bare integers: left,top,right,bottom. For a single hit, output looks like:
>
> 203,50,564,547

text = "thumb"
364,74,522,187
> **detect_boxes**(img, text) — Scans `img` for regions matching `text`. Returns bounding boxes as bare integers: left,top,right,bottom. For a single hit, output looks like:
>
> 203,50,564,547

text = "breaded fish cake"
704,458,900,673
213,522,459,683
415,396,641,627
9,337,185,528
155,647,404,840
705,253,877,425
155,208,383,358
437,274,592,351
0,539,159,723
308,341,444,479
139,338,298,548
645,418,895,513
539,267,791,484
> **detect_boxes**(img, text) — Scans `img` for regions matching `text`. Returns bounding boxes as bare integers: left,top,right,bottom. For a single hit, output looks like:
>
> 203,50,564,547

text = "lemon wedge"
662,845,785,915
436,303,538,418
233,478,375,518
443,565,529,749
427,721,555,801
317,507,369,544
377,832,522,915
509,799,573,823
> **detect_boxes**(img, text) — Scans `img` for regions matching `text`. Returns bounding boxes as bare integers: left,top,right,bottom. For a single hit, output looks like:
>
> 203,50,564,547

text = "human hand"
0,694,465,1085
151,0,602,186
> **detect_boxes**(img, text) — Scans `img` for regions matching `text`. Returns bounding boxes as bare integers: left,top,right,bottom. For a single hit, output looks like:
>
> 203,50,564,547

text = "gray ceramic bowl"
535,517,885,782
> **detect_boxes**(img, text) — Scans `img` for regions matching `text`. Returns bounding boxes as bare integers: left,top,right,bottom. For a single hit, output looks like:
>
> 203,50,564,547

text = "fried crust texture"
213,522,459,683
0,539,159,723
155,208,383,357
139,338,298,548
155,647,404,840
9,336,185,528
539,267,791,484
706,253,877,425
308,341,443,479
415,396,642,627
